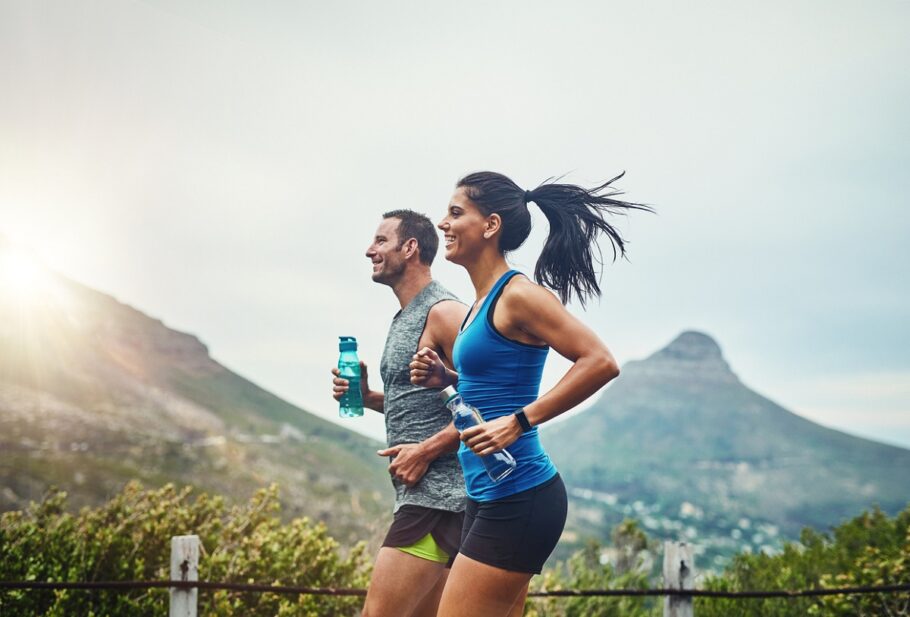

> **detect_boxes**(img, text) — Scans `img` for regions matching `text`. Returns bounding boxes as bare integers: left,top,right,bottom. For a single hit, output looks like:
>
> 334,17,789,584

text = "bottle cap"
339,336,358,351
439,385,458,404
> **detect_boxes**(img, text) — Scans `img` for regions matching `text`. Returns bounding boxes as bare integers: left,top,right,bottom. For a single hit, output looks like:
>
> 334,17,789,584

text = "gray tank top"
380,280,466,513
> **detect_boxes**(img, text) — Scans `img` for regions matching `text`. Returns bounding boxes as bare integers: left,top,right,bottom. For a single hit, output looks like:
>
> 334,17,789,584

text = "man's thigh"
362,546,448,617
410,569,449,617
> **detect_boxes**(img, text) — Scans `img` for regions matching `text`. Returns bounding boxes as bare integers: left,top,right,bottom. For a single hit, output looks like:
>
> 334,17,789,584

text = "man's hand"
409,347,449,388
377,443,431,487
331,361,370,401
461,414,523,456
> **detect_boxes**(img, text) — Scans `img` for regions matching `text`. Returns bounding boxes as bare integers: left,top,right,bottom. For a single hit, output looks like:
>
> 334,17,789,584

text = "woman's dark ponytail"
457,171,652,306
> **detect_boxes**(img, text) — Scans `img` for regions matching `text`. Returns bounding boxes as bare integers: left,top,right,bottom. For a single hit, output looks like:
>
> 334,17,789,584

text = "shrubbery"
0,482,370,616
527,538,655,617
527,505,909,617
526,519,658,616
2,482,907,617
698,504,910,617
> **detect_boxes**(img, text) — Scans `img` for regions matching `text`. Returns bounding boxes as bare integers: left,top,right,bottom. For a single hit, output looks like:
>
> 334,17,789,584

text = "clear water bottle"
439,386,517,482
338,336,363,417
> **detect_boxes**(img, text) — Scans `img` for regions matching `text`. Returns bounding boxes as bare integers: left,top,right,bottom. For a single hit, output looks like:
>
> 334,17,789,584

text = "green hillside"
0,247,392,546
543,331,910,567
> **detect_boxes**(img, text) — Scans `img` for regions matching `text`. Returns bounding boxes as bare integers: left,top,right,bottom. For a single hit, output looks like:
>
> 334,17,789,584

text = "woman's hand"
409,347,450,388
461,414,523,456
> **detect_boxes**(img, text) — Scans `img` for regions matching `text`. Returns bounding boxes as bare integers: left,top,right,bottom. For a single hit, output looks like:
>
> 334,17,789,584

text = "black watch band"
514,408,533,433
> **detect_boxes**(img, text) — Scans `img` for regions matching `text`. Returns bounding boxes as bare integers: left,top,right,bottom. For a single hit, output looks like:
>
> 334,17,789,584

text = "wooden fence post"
169,535,199,617
663,540,695,617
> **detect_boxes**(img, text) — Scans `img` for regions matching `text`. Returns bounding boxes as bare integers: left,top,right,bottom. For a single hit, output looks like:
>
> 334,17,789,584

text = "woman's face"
438,187,491,266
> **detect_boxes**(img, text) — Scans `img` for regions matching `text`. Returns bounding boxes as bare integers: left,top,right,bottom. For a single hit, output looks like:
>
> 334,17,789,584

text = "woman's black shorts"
459,473,567,574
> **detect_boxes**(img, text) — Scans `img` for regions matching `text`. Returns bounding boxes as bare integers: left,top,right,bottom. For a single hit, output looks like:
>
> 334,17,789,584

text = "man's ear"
403,237,419,260
484,213,502,240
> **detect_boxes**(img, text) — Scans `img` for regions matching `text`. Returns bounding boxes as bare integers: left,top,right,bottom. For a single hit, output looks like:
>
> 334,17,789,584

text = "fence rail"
3,579,910,598
2,537,908,616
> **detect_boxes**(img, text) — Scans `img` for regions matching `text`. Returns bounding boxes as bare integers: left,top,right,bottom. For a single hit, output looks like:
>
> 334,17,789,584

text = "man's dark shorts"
382,505,465,568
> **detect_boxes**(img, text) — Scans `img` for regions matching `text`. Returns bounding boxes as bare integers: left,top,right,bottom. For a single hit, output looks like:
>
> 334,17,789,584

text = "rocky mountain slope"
543,331,910,566
0,243,391,545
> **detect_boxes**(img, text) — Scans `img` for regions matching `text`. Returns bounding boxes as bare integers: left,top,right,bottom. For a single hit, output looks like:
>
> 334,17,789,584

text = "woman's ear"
484,213,502,240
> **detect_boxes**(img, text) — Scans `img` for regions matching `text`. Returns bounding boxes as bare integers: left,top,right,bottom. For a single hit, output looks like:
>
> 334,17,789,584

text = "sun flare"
1,249,50,296
0,242,73,315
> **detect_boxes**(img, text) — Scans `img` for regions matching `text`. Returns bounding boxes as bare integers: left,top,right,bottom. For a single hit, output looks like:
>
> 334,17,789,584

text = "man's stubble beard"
372,259,407,288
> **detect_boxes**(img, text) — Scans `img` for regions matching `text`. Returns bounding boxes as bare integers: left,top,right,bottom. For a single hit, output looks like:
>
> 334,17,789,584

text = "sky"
2,1,909,447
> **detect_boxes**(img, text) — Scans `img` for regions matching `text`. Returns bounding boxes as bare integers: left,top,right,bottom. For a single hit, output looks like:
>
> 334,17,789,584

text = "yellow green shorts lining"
395,532,450,564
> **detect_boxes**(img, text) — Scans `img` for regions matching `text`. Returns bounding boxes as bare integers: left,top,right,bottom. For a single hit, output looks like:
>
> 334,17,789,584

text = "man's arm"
382,300,465,486
425,299,465,367
408,299,465,388
332,362,385,413
416,299,466,457
362,387,384,413
378,422,460,486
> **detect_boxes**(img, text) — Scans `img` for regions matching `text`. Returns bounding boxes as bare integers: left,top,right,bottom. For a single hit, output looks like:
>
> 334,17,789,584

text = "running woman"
410,171,651,617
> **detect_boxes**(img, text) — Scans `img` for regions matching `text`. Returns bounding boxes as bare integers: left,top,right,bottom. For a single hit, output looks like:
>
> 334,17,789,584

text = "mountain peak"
657,330,724,362
625,330,738,384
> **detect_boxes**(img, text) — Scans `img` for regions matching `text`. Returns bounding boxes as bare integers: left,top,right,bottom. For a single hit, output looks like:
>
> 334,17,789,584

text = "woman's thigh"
436,553,532,617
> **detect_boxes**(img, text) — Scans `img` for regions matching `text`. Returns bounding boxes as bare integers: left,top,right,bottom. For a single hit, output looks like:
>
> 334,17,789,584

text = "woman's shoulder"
501,273,560,310
495,273,563,342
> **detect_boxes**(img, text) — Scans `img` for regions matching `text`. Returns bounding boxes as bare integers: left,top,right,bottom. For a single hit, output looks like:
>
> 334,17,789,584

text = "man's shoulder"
425,280,463,303
427,298,467,329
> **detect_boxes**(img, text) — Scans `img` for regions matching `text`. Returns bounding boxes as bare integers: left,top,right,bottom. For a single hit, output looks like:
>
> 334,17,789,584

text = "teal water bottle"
338,336,364,417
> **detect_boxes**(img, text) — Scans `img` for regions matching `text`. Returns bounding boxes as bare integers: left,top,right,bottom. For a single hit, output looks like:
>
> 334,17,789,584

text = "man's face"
365,217,407,286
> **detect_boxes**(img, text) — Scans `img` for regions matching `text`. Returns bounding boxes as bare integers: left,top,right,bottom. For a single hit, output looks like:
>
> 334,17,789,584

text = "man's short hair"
383,209,439,266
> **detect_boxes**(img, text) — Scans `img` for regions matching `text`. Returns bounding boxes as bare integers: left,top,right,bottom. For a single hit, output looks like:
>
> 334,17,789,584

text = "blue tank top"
452,269,558,501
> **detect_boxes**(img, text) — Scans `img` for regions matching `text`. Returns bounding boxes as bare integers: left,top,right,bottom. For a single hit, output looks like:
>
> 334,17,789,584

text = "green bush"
3,482,907,617
814,506,910,617
526,520,659,617
697,504,910,617
0,481,370,616
527,506,910,617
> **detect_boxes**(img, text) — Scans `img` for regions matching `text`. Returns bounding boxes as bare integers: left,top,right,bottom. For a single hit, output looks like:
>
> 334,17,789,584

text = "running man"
331,209,466,617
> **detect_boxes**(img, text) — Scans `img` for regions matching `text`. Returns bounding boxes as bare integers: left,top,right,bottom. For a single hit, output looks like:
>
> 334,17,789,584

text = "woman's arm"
461,280,619,456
